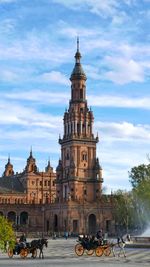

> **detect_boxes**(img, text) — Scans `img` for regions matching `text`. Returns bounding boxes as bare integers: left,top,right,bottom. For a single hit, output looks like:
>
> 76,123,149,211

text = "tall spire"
8,154,10,164
30,146,32,157
75,36,81,64
77,36,79,52
70,38,86,81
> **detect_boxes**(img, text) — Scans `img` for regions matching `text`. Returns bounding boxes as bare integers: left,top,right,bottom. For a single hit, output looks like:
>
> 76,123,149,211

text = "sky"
0,0,150,193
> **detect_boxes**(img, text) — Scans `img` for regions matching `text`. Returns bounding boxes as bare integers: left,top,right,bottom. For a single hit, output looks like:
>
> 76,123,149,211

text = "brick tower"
54,39,111,234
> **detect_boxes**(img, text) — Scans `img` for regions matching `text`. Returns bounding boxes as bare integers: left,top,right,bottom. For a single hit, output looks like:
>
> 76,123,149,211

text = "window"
66,151,69,160
80,89,83,99
84,189,87,195
82,153,87,161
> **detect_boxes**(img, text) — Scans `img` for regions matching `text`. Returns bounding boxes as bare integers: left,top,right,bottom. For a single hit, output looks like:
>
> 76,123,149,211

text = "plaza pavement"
0,237,150,267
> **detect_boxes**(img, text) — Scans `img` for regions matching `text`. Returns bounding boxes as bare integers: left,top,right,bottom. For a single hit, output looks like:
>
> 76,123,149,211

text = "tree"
129,163,150,229
0,216,16,252
113,190,136,234
129,164,150,188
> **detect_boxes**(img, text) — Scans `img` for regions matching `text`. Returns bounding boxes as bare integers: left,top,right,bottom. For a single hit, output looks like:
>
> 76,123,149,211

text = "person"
64,231,68,240
96,229,103,239
19,233,26,243
96,229,103,245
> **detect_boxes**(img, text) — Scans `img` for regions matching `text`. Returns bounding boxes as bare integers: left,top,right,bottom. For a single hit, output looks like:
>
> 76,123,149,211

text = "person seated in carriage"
96,229,104,244
19,233,27,248
19,233,26,243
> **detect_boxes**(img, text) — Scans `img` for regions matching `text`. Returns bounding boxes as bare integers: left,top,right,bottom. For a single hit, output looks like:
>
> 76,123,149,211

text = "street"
0,238,150,267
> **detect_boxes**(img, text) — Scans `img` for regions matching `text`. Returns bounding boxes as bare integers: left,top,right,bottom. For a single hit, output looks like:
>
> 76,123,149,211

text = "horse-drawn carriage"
75,235,111,257
7,238,48,259
75,234,131,257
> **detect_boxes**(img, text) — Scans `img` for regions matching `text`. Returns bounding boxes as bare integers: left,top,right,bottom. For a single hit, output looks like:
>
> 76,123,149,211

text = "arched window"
20,211,28,225
80,89,83,99
82,152,87,161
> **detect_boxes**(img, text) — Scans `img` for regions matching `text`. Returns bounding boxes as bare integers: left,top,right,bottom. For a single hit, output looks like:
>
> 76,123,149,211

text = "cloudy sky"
0,0,150,193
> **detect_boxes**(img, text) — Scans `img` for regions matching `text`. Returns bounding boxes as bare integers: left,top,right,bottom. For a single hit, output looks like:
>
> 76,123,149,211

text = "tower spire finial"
8,154,10,163
77,36,79,52
30,146,32,157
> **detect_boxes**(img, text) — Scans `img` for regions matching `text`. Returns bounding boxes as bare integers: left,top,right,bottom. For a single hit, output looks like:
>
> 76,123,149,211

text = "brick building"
0,40,114,236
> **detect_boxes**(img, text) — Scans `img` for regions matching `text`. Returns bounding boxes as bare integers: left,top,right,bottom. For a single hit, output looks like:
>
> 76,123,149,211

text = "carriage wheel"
75,244,84,256
20,248,28,258
86,249,94,256
95,246,103,257
32,248,37,258
103,246,111,256
8,248,13,258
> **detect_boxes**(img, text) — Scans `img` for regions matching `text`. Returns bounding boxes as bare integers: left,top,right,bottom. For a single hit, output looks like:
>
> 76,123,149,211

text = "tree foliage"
129,164,150,188
0,216,16,252
129,163,150,228
113,190,137,233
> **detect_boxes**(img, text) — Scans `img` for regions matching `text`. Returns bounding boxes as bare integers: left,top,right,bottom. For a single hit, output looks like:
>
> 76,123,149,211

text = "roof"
0,176,25,193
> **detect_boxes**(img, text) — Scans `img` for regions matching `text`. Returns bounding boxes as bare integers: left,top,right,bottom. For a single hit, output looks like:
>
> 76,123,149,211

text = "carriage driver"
19,232,27,246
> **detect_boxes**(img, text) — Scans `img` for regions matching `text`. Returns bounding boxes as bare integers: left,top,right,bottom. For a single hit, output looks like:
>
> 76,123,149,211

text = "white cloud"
84,65,100,80
58,21,101,39
89,95,150,110
0,18,16,34
94,120,150,192
0,99,62,130
0,70,19,82
0,34,72,63
53,0,119,18
104,57,144,84
3,90,69,105
40,71,69,85
3,90,150,110
95,121,150,141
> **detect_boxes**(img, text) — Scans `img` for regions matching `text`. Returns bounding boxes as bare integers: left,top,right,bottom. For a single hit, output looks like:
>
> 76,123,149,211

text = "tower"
25,148,37,173
56,39,103,204
3,156,14,177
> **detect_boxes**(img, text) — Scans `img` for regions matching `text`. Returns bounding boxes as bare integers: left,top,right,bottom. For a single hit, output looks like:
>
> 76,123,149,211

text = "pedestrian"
65,231,68,240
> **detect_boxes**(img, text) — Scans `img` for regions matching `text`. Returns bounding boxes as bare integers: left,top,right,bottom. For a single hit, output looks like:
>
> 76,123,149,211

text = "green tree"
0,216,16,252
129,163,150,228
113,190,138,234
129,164,150,188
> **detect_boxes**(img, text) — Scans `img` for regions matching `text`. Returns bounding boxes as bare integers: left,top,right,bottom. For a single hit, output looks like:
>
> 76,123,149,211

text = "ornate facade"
0,40,114,235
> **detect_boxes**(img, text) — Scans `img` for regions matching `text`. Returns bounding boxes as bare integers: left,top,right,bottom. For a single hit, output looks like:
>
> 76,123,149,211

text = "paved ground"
0,238,150,267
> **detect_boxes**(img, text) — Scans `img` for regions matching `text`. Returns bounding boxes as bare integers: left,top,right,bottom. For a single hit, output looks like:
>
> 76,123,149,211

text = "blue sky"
0,0,150,193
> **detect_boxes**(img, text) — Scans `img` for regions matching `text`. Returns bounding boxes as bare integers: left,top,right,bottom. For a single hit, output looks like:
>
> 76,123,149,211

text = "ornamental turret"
3,156,14,177
45,159,53,173
25,148,37,173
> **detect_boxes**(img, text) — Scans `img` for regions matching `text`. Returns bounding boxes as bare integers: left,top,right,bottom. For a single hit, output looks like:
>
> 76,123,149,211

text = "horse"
111,234,131,258
30,238,48,259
